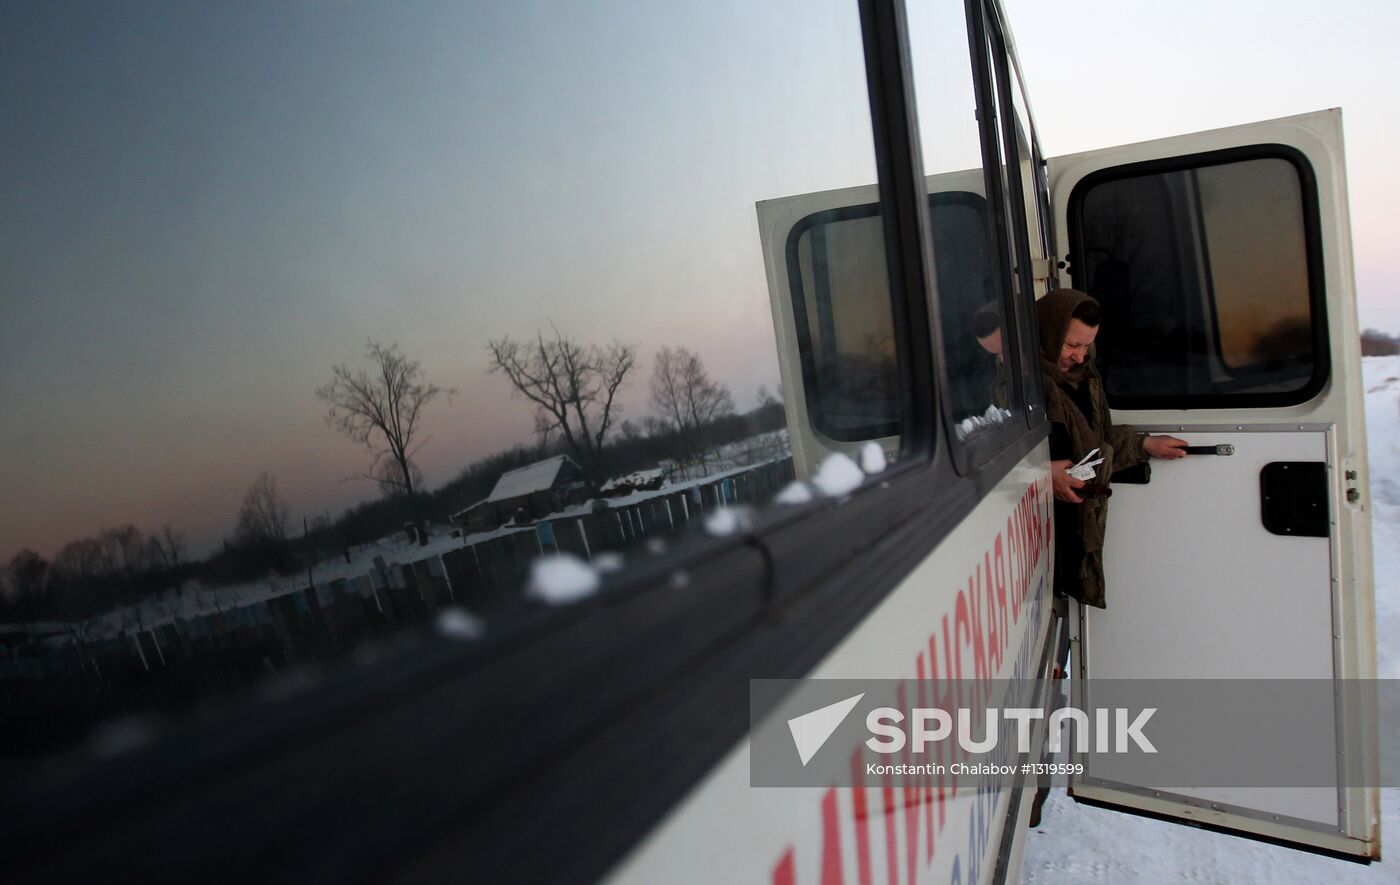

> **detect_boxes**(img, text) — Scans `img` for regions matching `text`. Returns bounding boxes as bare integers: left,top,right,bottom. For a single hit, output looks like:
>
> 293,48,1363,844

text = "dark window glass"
1002,51,1049,419
908,0,1018,448
789,209,898,441
0,0,886,763
786,193,996,441
1074,155,1321,404
928,194,1003,424
965,21,1031,441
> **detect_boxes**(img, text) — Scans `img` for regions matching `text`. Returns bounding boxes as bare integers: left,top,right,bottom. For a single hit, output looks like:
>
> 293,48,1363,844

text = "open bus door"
1047,109,1381,860
756,168,993,478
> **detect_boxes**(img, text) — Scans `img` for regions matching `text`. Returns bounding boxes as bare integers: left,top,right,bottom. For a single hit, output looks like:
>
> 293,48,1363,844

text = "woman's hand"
1051,459,1086,504
1143,435,1188,459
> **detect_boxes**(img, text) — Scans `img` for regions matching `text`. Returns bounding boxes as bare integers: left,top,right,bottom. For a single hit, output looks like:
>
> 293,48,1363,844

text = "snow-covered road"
1020,355,1400,883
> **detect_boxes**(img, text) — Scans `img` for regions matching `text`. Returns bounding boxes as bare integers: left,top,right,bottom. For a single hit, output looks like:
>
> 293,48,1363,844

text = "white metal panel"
1091,430,1340,826
1048,110,1379,858
1094,431,1332,680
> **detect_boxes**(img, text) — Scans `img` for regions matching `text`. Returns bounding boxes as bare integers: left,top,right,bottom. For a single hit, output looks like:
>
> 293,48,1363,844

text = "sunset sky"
0,0,876,561
1003,0,1400,332
3,1,1395,564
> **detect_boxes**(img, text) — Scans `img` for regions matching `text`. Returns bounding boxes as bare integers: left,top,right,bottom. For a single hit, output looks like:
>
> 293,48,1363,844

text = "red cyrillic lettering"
821,788,844,885
851,750,873,885
773,848,795,885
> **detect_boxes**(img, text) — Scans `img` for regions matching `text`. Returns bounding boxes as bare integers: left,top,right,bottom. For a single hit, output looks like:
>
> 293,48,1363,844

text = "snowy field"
1020,355,1400,883
34,431,795,645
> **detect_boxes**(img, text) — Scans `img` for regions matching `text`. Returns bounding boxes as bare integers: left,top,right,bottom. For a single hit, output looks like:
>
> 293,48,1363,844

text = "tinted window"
928,194,1002,424
0,0,886,760
789,209,898,440
1002,51,1049,418
908,0,1019,447
1073,154,1322,404
786,192,995,441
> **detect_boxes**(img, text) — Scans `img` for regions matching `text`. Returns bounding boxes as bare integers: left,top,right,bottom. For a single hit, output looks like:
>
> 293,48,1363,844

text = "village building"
450,455,588,533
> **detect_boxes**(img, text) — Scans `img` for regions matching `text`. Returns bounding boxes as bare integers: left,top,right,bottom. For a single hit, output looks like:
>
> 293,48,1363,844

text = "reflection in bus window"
909,0,1018,446
927,194,1003,428
0,1,884,760
785,190,1000,445
1002,52,1049,417
789,210,899,442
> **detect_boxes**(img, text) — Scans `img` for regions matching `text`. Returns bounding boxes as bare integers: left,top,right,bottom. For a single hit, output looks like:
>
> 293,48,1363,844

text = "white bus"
0,0,1378,882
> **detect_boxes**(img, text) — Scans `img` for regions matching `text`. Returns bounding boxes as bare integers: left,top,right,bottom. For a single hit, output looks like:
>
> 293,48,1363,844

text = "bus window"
784,191,995,444
0,0,891,763
926,192,1001,425
999,43,1050,420
1071,152,1324,406
908,0,1022,451
787,207,899,442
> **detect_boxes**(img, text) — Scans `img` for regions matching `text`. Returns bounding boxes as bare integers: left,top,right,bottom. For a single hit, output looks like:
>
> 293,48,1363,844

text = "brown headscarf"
1035,288,1097,387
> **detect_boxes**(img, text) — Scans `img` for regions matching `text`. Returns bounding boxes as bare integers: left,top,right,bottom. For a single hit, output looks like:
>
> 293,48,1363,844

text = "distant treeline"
1,398,785,624
1361,328,1400,356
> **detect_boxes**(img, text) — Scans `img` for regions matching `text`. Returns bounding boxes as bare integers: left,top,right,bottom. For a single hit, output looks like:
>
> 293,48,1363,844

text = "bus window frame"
930,0,1042,474
986,7,1050,431
1066,143,1331,410
785,202,903,443
783,189,996,445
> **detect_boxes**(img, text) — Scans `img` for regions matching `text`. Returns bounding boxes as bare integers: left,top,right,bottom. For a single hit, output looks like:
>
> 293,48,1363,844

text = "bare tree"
54,537,105,585
486,328,637,487
375,458,425,500
3,549,51,615
235,472,290,548
1361,329,1400,357
317,339,453,543
96,525,151,582
148,524,186,572
650,346,735,467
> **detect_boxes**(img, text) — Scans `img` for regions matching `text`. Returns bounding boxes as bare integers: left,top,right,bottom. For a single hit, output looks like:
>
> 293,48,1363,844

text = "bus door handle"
1185,444,1234,456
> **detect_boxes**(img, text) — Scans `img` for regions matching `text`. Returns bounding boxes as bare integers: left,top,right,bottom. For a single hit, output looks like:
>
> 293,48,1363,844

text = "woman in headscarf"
1036,288,1187,608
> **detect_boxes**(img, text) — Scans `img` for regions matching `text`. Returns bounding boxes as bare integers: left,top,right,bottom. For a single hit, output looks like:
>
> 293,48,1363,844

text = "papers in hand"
1067,448,1105,482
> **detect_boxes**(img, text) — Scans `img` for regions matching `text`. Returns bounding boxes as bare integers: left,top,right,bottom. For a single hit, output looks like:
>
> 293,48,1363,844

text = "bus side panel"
606,449,1053,885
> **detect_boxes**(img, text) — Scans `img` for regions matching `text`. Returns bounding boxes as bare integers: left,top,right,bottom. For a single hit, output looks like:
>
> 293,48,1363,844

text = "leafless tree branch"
317,340,453,542
485,327,637,486
649,346,734,468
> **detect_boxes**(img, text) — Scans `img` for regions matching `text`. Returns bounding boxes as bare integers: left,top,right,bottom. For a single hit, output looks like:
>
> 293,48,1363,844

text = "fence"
0,457,796,753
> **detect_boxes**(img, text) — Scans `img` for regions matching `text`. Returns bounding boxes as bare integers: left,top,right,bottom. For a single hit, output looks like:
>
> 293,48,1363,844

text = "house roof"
449,498,493,522
486,455,575,503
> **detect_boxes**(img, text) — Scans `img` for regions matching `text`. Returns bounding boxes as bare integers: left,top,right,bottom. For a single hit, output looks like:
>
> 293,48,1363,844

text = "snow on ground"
1020,355,1400,883
1368,356,1400,682
67,524,475,643
40,430,794,647
658,430,792,483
